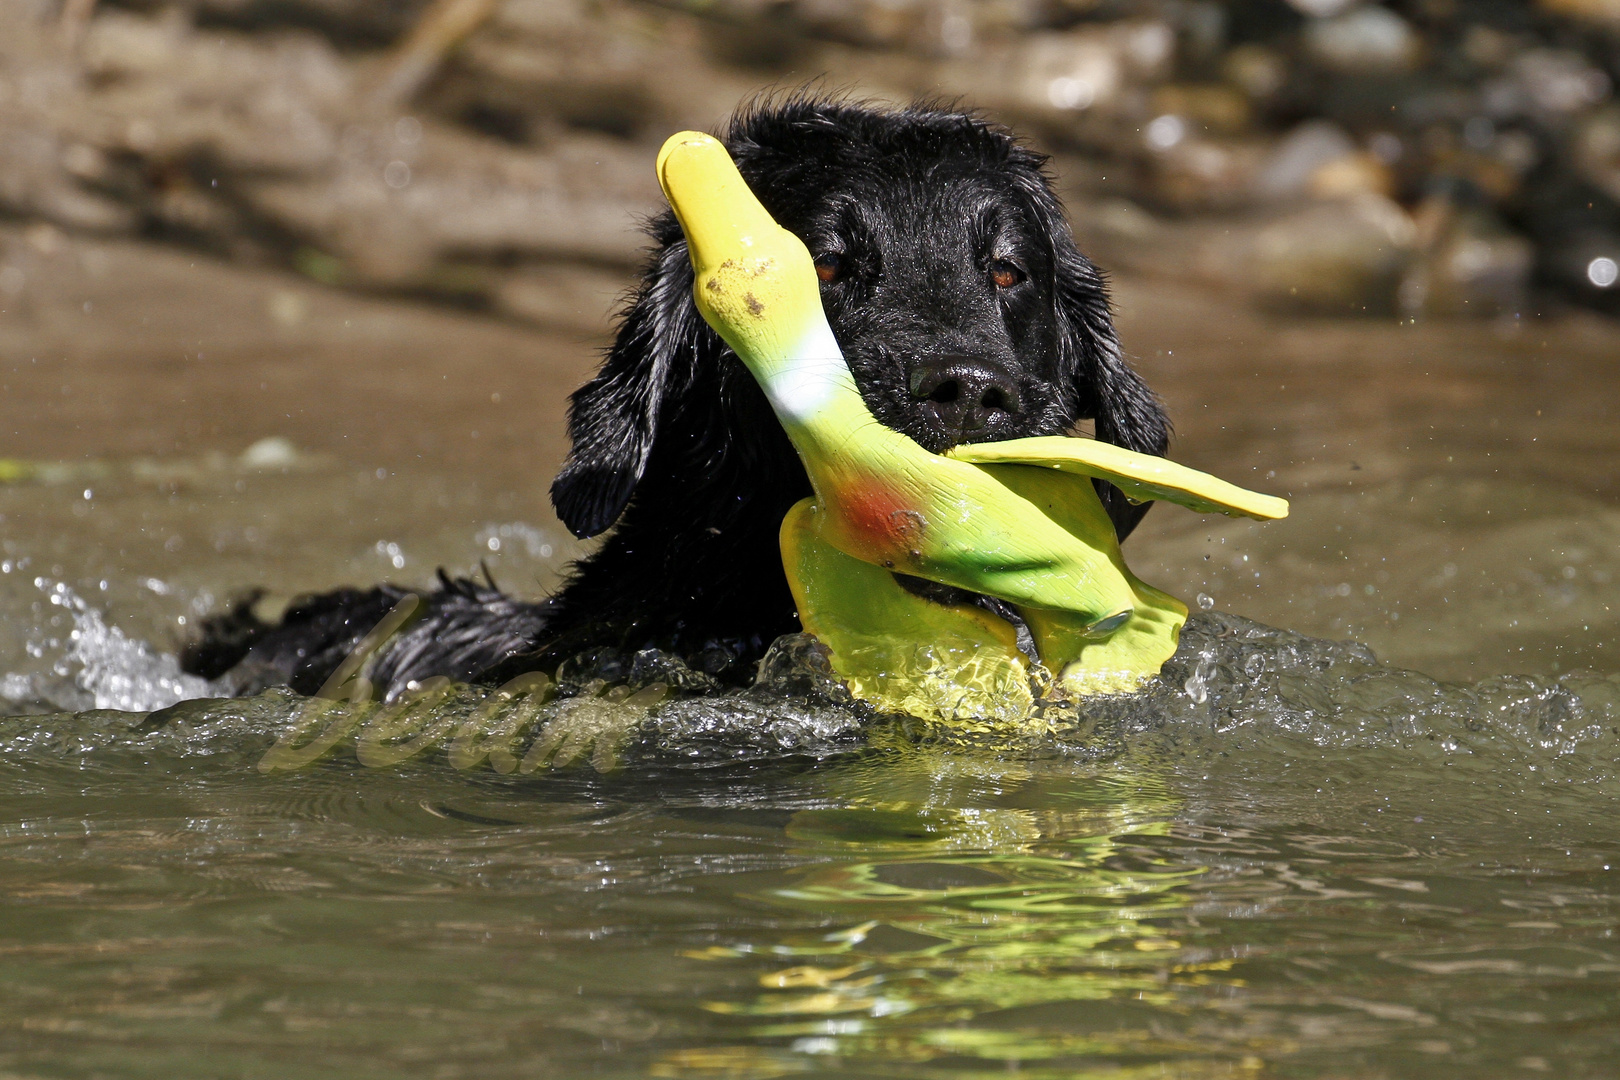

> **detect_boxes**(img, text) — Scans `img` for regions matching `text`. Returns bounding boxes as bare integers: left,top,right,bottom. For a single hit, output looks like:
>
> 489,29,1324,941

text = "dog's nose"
908,356,1023,441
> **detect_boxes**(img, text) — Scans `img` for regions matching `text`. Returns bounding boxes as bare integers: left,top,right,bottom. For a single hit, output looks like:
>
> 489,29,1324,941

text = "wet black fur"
184,96,1170,697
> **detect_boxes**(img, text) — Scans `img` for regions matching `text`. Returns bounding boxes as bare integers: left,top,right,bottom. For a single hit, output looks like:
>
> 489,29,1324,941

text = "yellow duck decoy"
655,131,1287,722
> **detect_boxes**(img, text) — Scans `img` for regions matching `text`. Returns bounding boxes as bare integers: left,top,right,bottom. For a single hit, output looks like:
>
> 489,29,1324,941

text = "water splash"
1181,645,1216,704
1096,611,1620,773
1,599,1617,780
2,579,214,713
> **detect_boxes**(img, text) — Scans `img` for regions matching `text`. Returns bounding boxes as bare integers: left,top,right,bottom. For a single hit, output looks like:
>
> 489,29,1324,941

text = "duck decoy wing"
946,436,1289,521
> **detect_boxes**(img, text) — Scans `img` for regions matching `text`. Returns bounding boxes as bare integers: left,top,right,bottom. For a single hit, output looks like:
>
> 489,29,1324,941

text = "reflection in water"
644,753,1620,1079
688,769,1248,1076
2,682,1619,1078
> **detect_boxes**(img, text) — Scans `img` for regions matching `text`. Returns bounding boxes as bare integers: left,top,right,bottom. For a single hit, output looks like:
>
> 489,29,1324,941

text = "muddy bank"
5,0,1620,328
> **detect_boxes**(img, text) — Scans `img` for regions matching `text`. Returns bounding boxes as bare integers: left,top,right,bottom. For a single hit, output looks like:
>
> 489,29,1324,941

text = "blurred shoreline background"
4,0,1620,327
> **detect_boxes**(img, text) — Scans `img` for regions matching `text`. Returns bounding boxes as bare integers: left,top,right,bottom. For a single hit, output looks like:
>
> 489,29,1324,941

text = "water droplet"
1144,114,1186,150
1197,593,1214,611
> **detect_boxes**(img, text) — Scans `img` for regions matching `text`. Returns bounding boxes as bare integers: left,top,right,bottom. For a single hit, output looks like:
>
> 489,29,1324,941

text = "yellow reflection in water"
660,752,1290,1078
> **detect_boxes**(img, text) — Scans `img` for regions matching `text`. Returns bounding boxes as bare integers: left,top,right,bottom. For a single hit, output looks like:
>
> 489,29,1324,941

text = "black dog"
183,96,1170,697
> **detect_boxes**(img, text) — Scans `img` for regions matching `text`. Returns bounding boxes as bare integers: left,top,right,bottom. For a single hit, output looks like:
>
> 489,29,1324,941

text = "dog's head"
552,96,1170,544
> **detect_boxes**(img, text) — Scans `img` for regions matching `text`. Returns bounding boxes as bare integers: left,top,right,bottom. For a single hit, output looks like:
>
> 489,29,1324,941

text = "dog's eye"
988,259,1026,289
814,253,844,283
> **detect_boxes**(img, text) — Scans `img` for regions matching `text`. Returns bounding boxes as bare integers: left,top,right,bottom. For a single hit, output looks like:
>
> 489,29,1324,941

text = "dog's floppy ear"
550,235,706,539
1048,227,1172,541
1009,157,1169,538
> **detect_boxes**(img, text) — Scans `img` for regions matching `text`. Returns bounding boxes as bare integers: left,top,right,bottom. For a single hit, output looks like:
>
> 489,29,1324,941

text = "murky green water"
4,261,1620,1077
5,574,1618,1079
3,616,1618,1078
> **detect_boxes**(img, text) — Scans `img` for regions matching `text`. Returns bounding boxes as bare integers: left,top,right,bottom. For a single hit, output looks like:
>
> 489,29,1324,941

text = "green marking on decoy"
656,131,1288,721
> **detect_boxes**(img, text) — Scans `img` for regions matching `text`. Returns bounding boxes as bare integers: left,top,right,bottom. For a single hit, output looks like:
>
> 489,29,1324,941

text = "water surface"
2,239,1618,1077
